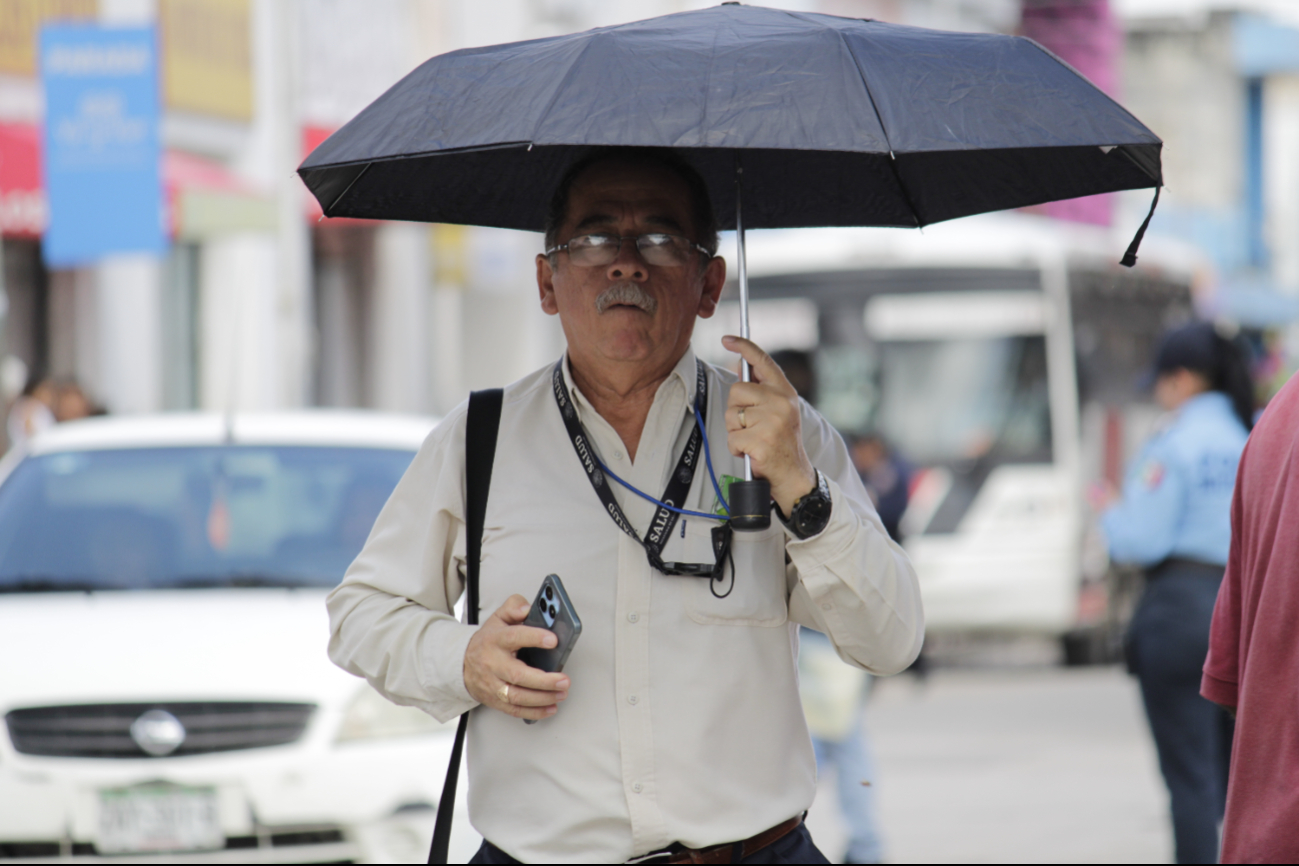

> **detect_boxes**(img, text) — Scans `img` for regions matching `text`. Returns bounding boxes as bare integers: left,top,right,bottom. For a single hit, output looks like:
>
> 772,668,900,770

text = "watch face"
796,492,832,536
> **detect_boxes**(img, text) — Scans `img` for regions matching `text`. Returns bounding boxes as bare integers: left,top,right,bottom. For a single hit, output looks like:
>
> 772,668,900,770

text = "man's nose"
605,238,648,282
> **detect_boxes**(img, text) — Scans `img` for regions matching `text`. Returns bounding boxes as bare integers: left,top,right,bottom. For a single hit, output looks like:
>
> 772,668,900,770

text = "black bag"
428,388,503,865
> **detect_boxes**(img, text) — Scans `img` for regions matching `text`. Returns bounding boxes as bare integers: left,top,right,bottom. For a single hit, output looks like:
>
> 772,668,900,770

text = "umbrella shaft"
735,158,753,482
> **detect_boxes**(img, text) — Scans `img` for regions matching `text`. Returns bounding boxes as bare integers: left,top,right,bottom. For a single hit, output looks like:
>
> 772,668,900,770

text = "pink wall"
1021,0,1121,226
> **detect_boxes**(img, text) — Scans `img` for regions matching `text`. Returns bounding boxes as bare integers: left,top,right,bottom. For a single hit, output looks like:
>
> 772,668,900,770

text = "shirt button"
627,612,639,623
632,782,643,793
821,603,833,611
614,450,624,460
628,695,639,705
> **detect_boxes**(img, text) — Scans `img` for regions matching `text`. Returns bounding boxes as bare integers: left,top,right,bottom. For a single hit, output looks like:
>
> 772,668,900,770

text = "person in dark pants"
770,351,897,864
1096,322,1253,864
1127,561,1237,864
848,433,911,544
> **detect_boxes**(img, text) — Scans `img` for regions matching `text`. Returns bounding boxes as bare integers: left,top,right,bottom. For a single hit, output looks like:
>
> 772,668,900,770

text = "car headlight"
336,684,456,743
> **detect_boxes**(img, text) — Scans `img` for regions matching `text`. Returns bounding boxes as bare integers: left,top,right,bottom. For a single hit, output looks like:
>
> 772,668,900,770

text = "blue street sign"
40,25,164,266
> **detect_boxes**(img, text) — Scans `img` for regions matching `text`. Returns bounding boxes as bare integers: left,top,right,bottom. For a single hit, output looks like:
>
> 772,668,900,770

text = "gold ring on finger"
498,683,510,704
739,408,747,428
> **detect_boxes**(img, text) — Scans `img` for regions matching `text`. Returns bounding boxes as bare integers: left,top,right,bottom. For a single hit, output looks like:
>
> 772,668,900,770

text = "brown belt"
658,815,802,865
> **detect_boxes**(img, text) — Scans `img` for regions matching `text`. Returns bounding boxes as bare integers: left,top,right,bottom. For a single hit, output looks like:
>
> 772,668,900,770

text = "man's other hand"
464,595,570,720
723,335,817,515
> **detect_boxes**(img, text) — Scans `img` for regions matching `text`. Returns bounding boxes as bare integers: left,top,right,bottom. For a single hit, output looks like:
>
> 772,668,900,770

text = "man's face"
537,160,726,372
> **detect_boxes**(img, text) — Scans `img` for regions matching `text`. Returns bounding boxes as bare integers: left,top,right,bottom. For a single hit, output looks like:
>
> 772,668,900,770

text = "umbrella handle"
729,477,773,531
730,154,772,531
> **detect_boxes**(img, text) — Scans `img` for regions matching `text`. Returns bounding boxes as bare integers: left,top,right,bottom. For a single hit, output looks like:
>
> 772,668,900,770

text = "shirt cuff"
783,476,866,627
783,475,857,568
420,619,481,722
1200,670,1238,710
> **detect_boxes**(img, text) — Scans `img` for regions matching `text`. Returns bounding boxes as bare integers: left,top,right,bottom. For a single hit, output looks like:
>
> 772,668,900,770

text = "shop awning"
0,122,275,242
0,123,44,238
166,149,275,239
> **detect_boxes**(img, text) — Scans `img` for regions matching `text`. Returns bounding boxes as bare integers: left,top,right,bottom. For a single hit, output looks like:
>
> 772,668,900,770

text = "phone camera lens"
545,586,554,601
549,605,557,618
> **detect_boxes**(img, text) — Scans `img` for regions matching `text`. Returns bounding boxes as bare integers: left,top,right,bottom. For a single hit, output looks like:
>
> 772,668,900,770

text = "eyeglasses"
546,233,712,268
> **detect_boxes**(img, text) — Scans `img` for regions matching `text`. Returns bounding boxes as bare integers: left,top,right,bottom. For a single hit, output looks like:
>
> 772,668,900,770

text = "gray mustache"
596,282,658,315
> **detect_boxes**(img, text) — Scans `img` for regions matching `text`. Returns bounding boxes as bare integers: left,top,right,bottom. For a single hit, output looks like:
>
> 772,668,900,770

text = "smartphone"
516,575,581,725
517,574,582,674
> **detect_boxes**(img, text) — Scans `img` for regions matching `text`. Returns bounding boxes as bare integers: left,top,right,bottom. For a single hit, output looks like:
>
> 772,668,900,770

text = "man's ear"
695,255,727,319
537,253,560,316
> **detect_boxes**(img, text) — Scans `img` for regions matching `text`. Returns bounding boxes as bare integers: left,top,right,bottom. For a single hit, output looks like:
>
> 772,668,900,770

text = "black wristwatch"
776,469,833,539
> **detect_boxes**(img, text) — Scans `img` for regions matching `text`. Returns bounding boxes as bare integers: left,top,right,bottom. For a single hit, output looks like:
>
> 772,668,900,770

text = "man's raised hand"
464,595,570,720
722,335,818,516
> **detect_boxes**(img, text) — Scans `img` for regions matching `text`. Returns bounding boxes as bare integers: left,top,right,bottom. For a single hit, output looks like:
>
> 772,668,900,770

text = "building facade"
6,0,1157,443
1120,2,1299,357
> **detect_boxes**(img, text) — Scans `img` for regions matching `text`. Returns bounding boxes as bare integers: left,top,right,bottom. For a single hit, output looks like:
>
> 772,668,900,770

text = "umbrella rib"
829,25,924,229
529,34,601,148
326,162,372,216
307,140,536,172
1022,38,1159,147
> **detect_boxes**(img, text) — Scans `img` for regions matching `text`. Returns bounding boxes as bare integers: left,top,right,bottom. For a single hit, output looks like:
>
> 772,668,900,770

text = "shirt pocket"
673,518,788,627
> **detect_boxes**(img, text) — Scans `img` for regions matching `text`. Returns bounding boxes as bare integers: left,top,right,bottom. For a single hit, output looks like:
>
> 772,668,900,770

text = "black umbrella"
299,3,1160,234
298,2,1162,526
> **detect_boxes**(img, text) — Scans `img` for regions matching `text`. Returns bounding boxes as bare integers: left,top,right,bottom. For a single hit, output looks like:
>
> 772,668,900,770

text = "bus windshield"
875,335,1052,466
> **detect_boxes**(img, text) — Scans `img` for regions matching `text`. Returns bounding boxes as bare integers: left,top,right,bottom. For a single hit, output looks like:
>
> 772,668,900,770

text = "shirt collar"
561,348,701,415
674,346,701,409
1179,390,1232,420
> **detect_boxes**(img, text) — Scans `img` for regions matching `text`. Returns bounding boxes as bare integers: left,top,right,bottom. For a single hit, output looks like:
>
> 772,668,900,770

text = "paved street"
805,665,1173,864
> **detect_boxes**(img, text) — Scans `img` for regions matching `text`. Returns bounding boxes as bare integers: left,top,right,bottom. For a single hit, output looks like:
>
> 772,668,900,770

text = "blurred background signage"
159,0,252,121
0,0,98,76
39,24,164,266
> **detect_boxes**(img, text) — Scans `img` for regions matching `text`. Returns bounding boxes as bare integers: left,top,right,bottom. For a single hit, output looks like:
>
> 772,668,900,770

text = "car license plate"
97,784,223,854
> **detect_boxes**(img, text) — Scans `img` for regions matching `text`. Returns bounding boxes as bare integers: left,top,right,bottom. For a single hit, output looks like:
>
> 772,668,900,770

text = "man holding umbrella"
309,6,1167,863
328,147,922,863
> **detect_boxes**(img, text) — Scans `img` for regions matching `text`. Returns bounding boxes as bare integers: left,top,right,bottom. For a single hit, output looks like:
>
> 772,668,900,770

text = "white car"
0,413,481,864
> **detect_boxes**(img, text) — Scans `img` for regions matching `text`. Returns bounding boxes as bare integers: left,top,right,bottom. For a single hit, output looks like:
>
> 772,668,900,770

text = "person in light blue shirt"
1098,321,1252,865
1100,390,1247,566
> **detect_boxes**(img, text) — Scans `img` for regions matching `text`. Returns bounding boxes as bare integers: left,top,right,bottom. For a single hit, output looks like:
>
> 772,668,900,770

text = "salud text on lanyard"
552,360,734,593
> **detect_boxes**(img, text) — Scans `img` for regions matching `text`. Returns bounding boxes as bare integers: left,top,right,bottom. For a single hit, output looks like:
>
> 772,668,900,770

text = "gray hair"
543,148,720,262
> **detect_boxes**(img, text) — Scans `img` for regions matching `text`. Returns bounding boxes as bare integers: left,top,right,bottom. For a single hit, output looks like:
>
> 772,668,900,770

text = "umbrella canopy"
298,3,1161,234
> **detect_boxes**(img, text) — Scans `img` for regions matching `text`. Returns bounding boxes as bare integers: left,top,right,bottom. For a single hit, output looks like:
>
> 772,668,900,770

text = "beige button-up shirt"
327,349,923,863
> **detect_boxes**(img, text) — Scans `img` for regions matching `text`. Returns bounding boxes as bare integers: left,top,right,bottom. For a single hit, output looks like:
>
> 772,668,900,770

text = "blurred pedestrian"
850,432,926,681
770,349,817,404
1201,371,1299,863
6,373,56,451
1096,321,1252,864
54,380,100,422
772,349,891,863
850,434,911,544
769,350,893,862
799,628,885,864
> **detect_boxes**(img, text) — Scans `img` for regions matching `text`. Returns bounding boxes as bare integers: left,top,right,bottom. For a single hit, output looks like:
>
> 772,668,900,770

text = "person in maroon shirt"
1202,370,1299,863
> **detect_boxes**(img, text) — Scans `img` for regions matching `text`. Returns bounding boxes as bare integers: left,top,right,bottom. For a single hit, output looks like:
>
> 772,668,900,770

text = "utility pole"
269,0,312,408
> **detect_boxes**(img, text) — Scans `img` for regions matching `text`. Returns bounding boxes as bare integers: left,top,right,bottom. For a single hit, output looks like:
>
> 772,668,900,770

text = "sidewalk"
805,666,1171,864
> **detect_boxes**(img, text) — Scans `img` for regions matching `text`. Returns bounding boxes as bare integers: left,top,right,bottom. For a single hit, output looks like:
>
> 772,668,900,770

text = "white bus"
695,213,1202,661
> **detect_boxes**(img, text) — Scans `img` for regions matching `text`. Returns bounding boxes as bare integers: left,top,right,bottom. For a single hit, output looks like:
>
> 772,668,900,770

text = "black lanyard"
553,360,732,582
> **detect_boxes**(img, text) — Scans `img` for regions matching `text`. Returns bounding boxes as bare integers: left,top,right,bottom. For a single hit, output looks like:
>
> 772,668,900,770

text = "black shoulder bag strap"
428,388,503,865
